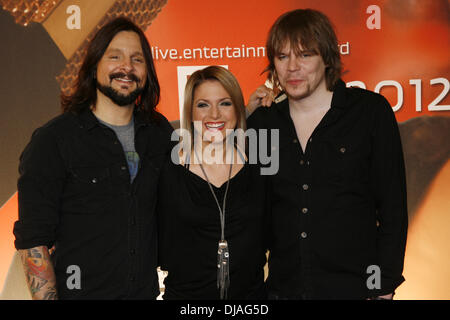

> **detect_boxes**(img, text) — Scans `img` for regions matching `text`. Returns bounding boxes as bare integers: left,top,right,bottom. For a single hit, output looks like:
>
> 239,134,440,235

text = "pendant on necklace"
217,239,230,299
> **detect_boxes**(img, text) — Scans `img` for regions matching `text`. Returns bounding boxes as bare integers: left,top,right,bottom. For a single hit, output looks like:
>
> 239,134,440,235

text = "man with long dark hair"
13,17,173,299
247,9,408,299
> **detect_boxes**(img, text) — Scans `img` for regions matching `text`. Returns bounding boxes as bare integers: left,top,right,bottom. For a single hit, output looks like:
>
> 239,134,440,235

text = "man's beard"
96,72,145,107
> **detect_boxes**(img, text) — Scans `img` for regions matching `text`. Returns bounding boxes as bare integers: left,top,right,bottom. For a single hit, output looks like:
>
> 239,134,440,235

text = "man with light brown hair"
247,9,408,300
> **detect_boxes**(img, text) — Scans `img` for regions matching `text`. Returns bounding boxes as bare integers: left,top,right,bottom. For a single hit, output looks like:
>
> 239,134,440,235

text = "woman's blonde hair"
180,66,246,160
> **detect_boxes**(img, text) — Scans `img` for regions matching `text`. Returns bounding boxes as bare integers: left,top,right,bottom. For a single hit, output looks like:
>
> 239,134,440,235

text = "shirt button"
293,139,298,144
121,165,127,171
302,184,309,191
302,208,308,214
91,178,97,184
340,147,346,153
301,232,308,239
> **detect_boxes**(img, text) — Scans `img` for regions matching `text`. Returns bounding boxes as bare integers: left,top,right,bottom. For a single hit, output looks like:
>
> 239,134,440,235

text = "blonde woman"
158,66,268,300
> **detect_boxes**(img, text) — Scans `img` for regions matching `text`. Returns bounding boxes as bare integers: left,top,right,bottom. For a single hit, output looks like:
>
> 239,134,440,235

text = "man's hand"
19,246,58,300
246,85,274,116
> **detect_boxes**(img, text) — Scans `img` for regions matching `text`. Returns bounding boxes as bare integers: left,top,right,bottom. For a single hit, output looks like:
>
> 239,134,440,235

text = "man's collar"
329,79,348,110
77,107,99,130
133,109,150,128
273,94,290,117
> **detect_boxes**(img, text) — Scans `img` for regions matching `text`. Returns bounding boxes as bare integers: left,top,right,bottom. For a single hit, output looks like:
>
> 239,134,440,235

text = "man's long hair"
61,17,160,122
265,9,342,92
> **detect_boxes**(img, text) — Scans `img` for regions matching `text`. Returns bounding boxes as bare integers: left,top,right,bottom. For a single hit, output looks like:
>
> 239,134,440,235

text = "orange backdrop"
146,0,449,122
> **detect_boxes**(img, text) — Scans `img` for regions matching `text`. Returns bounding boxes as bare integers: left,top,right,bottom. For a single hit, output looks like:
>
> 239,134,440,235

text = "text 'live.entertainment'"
11,0,450,309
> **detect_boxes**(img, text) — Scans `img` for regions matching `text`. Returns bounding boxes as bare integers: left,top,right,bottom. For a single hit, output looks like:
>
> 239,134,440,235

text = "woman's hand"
246,85,275,116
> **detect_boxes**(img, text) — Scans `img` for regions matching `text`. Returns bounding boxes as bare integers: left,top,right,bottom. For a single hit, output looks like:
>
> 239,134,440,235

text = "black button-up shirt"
13,108,173,299
248,80,408,299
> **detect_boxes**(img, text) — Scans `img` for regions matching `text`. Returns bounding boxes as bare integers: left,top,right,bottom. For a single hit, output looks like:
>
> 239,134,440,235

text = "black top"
158,159,268,300
13,108,173,299
247,80,408,299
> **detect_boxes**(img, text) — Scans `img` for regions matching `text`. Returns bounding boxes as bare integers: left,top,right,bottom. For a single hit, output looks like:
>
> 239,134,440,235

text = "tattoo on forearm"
28,275,48,295
20,247,58,300
43,287,58,300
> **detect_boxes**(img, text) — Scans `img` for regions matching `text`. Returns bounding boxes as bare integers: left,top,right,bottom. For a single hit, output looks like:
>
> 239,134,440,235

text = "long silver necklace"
194,147,233,300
